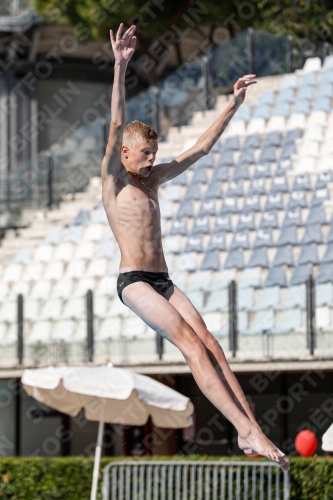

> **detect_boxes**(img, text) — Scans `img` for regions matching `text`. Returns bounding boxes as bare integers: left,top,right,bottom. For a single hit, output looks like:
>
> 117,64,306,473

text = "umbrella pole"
90,407,105,500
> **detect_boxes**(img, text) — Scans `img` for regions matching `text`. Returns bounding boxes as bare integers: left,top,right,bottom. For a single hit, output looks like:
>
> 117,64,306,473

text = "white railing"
102,460,290,500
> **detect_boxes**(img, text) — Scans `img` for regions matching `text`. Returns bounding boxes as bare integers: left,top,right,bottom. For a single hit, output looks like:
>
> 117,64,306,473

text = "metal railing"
102,460,290,500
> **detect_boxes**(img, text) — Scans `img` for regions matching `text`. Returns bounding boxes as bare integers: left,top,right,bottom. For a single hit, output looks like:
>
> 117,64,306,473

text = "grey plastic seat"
298,243,319,264
265,193,284,211
270,176,289,194
184,236,204,253
293,100,311,114
275,159,292,176
239,148,255,164
284,128,302,144
312,188,329,206
260,91,275,105
316,283,333,306
202,289,228,313
220,197,239,214
238,267,262,288
272,246,294,266
253,104,270,119
276,226,298,246
198,199,217,217
43,227,62,245
224,136,240,150
277,88,294,102
200,251,220,271
206,234,227,252
313,97,330,112
297,86,315,100
191,216,210,235
237,213,255,231
316,81,333,100
288,191,307,209
253,229,274,248
224,250,244,269
263,131,281,147
252,286,280,311
64,225,82,242
326,225,333,243
169,219,188,236
218,151,235,167
230,232,250,250
213,215,232,233
279,285,306,309
317,263,333,283
241,195,261,213
280,143,297,160
259,147,276,163
171,171,187,185
197,152,214,167
265,266,287,287
205,182,222,198
283,208,303,227
301,224,323,245
316,172,332,189
243,133,260,149
290,264,312,286
248,178,266,196
234,106,251,121
177,200,194,218
238,287,255,309
191,168,208,184
185,184,201,200
226,180,244,197
253,163,271,178
244,309,274,334
13,247,32,263
259,211,279,229
247,248,269,268
300,71,317,87
73,209,90,225
273,103,290,117
233,163,250,180
211,166,229,182
293,174,311,191
274,308,303,334
306,207,326,226
321,244,333,264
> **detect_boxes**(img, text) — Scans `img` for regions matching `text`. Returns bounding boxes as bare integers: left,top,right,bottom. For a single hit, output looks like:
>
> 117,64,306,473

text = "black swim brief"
117,271,174,304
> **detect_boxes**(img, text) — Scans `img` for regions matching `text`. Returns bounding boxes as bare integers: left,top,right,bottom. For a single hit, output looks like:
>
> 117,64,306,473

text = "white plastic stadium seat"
24,298,43,321
44,261,65,280
301,57,321,73
40,298,64,320
33,244,54,263
22,262,44,282
122,316,148,338
26,321,52,345
53,242,75,262
74,242,96,260
95,317,122,340
85,258,108,278
83,223,105,242
3,263,22,282
30,280,52,299
60,297,86,320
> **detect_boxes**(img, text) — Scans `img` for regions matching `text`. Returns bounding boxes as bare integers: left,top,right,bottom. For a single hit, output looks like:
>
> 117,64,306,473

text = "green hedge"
0,455,333,500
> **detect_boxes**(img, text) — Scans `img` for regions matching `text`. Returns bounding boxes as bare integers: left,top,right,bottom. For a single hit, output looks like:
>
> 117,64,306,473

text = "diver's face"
122,139,158,177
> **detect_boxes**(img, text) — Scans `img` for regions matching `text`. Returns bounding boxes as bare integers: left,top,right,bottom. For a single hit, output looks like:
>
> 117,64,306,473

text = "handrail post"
228,280,237,358
306,275,316,355
87,289,94,362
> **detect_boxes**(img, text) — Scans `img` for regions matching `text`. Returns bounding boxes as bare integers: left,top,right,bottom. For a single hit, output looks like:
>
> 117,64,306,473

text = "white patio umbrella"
322,423,333,452
21,364,194,500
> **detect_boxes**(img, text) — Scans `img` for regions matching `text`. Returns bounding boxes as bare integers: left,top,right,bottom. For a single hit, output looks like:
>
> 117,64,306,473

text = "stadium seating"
1,56,333,365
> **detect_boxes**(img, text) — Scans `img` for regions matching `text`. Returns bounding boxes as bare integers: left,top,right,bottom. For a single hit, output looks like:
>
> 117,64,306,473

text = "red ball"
295,430,318,457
